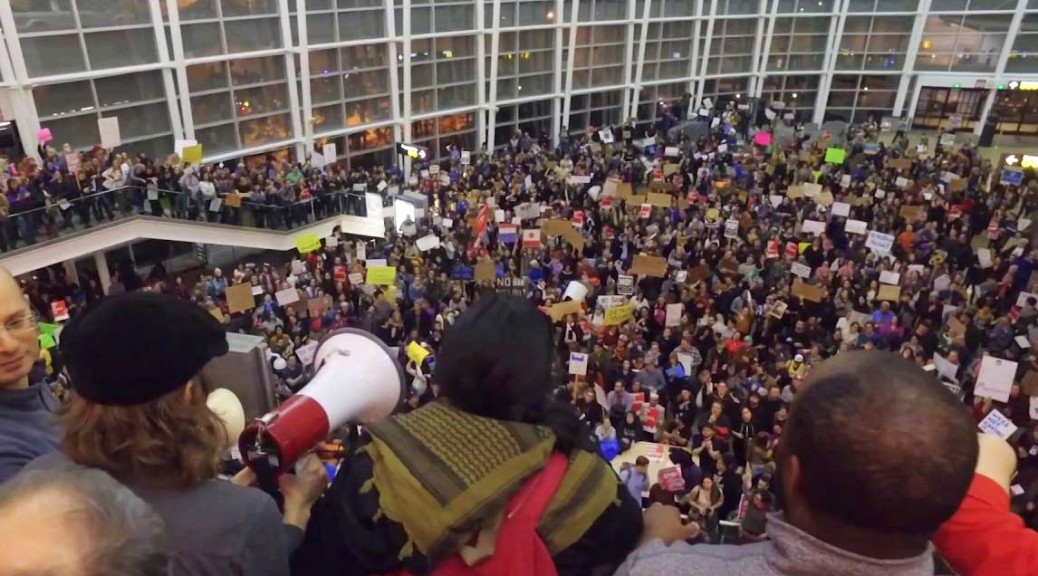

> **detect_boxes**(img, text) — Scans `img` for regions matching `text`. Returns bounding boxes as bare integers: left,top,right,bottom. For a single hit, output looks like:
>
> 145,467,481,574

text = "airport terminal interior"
3,1,1038,575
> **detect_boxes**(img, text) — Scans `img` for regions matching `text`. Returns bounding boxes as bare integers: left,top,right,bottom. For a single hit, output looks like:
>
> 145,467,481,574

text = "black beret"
60,292,229,406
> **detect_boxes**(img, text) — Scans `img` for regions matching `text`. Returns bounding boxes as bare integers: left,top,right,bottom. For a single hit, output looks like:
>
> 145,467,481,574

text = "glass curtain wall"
12,0,1038,166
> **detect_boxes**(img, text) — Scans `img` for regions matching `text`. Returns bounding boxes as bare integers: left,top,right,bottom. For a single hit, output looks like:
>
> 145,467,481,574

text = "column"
62,260,79,284
94,252,111,296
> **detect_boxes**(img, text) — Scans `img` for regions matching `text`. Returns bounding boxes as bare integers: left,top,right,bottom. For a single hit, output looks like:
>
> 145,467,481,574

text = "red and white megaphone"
239,328,405,476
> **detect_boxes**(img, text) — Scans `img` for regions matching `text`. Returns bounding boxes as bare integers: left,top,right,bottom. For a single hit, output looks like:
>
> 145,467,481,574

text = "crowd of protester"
6,97,1038,574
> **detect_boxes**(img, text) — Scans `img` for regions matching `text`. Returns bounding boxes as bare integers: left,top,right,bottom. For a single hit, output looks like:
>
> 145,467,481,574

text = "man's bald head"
0,266,37,389
781,351,977,537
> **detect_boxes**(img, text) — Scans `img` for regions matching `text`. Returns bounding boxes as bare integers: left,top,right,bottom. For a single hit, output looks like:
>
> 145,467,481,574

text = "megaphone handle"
251,458,285,511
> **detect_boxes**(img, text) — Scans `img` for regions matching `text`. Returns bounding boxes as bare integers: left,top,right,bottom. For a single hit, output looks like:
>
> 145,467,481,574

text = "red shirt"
933,474,1038,576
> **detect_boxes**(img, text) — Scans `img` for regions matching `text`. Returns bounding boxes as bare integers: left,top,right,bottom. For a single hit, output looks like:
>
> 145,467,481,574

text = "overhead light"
792,92,798,98
735,93,741,98
546,10,555,19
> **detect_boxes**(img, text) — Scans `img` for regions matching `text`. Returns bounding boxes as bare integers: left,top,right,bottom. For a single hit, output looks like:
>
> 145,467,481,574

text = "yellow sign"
705,208,720,222
182,144,203,165
407,341,431,365
366,266,397,286
295,233,321,254
604,303,635,326
1023,155,1038,169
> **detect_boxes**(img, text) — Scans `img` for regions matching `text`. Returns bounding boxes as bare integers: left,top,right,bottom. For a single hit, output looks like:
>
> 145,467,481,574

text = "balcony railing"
0,186,373,254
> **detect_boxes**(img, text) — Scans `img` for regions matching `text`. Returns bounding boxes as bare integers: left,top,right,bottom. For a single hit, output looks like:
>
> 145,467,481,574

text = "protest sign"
475,260,497,284
791,262,811,278
831,202,850,217
865,231,894,254
407,342,431,365
801,220,826,235
876,285,901,302
617,275,635,295
887,158,912,170
182,144,203,165
791,279,824,303
275,288,300,306
295,233,321,254
975,355,1018,403
225,283,255,314
978,409,1018,441
366,266,397,286
665,303,683,327
630,255,668,278
569,352,589,376
50,301,69,322
522,229,542,247
547,300,584,321
98,117,122,148
348,272,364,285
933,353,959,382
604,303,635,326
825,148,846,164
416,234,441,252
724,219,739,239
647,192,672,208
845,219,868,235
879,270,900,285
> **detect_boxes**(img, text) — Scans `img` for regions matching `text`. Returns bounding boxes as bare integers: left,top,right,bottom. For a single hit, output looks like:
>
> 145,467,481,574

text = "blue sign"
451,265,474,280
1002,169,1024,186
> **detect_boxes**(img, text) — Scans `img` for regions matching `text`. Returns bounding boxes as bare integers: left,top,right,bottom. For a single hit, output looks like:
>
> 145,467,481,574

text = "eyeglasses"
2,314,39,335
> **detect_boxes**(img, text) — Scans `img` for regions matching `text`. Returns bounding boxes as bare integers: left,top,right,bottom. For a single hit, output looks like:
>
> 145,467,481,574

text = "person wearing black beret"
40,292,328,576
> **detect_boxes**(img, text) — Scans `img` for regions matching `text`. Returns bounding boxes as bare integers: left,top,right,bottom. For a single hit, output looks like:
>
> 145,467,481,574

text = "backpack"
389,452,568,576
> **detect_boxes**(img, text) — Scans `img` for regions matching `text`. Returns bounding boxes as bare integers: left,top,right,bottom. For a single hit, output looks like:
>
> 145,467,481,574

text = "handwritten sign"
604,303,635,326
865,231,894,254
569,352,589,376
978,409,1018,441
366,266,397,286
975,355,1018,403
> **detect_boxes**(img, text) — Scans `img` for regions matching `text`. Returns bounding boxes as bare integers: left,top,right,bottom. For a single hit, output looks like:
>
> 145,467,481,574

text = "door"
912,87,985,132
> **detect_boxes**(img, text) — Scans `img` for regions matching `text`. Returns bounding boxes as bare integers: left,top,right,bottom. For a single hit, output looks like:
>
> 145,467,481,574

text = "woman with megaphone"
28,292,329,576
292,293,644,576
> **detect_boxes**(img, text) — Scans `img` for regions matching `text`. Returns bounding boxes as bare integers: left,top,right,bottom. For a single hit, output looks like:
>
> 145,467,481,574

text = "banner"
604,303,635,326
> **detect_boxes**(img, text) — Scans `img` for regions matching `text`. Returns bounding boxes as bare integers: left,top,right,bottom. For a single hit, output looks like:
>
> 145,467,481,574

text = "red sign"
658,466,686,493
785,242,798,259
767,240,780,259
572,210,585,226
601,196,614,209
639,204,652,219
51,300,69,322
631,392,645,414
521,229,541,248
333,265,347,282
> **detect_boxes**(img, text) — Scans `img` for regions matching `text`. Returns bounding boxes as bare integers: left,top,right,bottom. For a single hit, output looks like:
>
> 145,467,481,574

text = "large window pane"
348,127,393,152
225,19,281,53
169,0,218,20
192,93,235,125
438,60,475,84
230,57,286,86
181,23,224,59
435,5,474,32
108,103,172,139
76,0,150,28
22,35,86,77
96,71,165,108
34,81,94,117
234,84,289,116
339,10,385,40
197,124,239,155
308,14,336,44
240,114,292,147
12,0,75,32
221,0,277,17
345,97,391,125
438,84,474,109
41,115,101,150
85,29,158,69
341,45,387,69
310,49,341,74
311,76,343,104
313,104,345,134
188,63,230,92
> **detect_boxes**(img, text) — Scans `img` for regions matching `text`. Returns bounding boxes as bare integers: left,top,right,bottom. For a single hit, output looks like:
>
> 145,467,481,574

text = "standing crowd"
5,99,1038,575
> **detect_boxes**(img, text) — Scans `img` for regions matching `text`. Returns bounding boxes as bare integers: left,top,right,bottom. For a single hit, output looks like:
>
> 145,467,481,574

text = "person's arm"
933,434,1038,576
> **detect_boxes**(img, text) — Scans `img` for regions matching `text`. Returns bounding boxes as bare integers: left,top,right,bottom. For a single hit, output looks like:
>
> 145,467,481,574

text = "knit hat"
60,292,229,406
